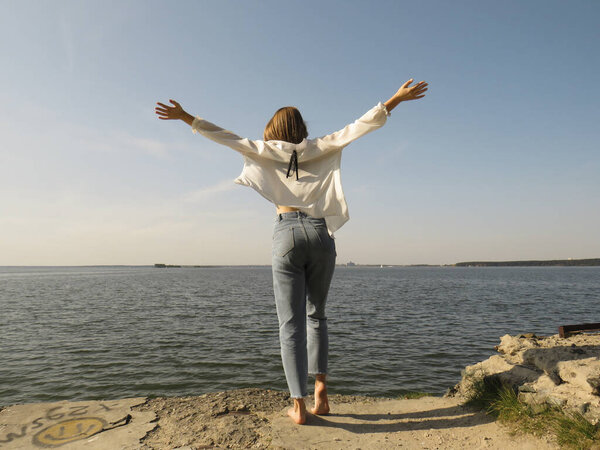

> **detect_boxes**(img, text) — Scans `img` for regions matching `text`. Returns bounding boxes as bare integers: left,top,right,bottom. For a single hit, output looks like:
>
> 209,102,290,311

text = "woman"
155,78,428,424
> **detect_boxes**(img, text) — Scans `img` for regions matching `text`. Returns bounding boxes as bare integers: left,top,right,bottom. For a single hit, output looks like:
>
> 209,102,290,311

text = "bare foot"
311,375,330,415
287,398,306,424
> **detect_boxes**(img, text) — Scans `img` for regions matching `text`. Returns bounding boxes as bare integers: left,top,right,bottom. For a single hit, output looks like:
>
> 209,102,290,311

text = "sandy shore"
0,388,557,449
136,389,559,449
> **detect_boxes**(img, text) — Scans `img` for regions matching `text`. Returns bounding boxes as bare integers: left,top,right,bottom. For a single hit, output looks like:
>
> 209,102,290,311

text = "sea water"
1,265,598,405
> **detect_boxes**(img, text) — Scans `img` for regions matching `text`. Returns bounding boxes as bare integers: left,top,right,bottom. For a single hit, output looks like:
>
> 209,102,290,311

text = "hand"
155,99,186,120
394,79,428,102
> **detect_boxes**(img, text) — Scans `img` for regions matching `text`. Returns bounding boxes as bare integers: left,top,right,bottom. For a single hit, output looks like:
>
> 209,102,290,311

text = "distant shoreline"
153,258,600,268
453,258,600,267
2,258,599,268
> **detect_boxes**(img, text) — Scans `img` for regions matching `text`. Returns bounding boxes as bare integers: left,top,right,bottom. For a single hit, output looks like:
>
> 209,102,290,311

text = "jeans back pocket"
273,227,295,257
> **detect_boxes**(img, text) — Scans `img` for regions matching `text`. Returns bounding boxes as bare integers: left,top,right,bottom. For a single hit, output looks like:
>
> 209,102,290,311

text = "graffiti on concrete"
0,402,129,448
32,417,107,447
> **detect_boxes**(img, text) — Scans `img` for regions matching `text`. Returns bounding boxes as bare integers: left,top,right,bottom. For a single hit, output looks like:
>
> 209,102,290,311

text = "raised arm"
317,79,428,150
155,99,263,155
383,79,428,112
316,102,390,150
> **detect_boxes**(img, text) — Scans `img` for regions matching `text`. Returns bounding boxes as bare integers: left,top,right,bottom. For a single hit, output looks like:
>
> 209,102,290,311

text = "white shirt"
191,102,390,235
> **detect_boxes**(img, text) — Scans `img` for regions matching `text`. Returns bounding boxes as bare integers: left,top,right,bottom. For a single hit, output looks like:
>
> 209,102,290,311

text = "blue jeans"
272,211,337,398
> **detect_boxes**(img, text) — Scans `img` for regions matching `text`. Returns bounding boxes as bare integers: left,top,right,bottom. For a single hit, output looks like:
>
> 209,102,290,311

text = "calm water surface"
1,266,599,405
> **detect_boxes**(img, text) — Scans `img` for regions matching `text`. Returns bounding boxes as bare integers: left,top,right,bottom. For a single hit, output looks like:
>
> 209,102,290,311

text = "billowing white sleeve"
316,102,390,151
191,117,264,155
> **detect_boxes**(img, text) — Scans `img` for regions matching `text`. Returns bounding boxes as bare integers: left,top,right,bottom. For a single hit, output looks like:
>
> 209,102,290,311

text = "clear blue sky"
1,0,598,265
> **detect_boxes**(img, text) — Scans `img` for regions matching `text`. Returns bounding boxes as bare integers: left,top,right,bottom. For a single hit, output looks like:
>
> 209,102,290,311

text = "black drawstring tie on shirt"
286,150,299,181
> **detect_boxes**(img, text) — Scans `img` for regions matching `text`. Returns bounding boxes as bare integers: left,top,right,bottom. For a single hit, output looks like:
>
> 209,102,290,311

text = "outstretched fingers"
155,102,171,114
155,99,184,120
401,78,414,89
411,82,428,98
155,105,170,119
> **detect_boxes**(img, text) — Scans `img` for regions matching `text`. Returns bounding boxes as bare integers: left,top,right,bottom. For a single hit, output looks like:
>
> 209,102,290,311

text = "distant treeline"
454,258,600,267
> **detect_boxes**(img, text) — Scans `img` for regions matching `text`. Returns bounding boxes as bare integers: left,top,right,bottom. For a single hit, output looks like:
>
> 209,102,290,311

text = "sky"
0,0,598,266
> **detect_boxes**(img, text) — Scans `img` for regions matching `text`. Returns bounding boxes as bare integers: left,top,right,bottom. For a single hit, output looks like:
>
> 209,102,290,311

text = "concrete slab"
0,398,156,449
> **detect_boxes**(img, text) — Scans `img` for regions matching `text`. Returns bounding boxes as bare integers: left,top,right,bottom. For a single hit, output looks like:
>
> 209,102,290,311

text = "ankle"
294,398,306,410
288,399,307,425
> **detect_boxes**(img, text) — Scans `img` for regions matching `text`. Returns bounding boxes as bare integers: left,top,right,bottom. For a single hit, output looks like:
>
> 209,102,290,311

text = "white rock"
452,333,600,423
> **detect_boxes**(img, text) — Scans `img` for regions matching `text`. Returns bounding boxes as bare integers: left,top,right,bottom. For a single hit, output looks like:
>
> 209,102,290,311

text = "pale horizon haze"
1,0,599,266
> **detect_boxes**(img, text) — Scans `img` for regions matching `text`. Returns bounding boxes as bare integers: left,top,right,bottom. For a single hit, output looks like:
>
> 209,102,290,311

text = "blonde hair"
263,107,308,144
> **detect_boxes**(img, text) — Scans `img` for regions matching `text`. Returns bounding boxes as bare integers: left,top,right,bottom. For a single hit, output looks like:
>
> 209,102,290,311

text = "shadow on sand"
300,403,494,434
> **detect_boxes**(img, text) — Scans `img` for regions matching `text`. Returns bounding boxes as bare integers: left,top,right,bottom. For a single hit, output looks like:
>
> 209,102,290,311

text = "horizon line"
2,257,600,269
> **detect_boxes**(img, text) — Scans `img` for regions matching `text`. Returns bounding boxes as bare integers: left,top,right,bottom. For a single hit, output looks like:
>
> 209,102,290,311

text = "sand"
134,388,558,449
